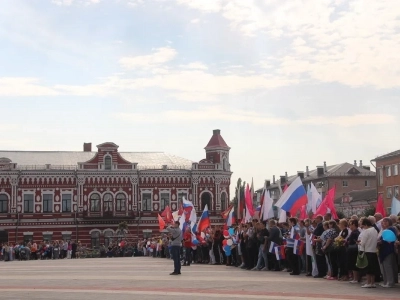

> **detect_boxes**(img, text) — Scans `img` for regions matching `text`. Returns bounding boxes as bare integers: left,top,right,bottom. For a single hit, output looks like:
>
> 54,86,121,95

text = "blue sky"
1,0,400,194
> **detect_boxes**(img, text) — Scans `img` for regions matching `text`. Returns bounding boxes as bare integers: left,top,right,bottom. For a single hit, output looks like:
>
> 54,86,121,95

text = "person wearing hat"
166,221,183,275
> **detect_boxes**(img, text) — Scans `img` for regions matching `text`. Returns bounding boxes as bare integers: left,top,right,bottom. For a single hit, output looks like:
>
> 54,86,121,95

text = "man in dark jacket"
313,215,326,278
166,221,183,275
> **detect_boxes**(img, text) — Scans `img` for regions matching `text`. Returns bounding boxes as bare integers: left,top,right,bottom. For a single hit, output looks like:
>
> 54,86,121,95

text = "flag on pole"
279,208,287,223
269,241,277,253
376,194,386,217
245,183,255,217
195,204,210,233
262,190,275,221
161,205,172,223
157,214,166,231
293,239,305,255
306,233,318,276
313,186,337,218
274,246,286,260
391,196,400,216
226,207,236,227
310,182,322,213
275,177,307,216
221,204,234,219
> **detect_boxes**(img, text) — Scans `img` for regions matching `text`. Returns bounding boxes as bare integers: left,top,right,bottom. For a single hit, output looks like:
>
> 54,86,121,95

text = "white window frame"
379,168,384,186
342,180,348,187
141,189,152,211
177,189,189,203
386,165,392,177
61,192,73,213
42,193,54,213
364,180,370,188
394,186,399,198
393,164,399,176
386,186,393,199
159,189,171,211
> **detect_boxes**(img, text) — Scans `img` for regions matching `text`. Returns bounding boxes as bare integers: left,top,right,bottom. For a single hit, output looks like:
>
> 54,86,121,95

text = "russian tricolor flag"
196,204,210,233
269,241,277,253
275,177,307,215
226,207,236,227
294,240,305,256
274,246,286,261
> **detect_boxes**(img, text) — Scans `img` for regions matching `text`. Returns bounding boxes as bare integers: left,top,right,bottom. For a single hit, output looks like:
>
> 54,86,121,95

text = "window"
103,193,113,212
342,180,348,187
221,193,227,211
43,194,53,213
23,234,33,244
160,193,170,211
91,231,100,248
142,193,151,211
386,165,392,177
364,180,370,187
394,186,399,198
116,193,126,212
43,233,53,242
386,186,393,199
0,194,8,213
394,165,399,176
104,231,114,247
62,233,71,242
90,193,101,212
104,156,112,170
177,192,188,204
379,168,384,186
62,194,71,212
24,194,34,213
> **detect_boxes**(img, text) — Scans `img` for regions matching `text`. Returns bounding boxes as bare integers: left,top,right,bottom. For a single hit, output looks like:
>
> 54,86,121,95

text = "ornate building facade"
0,129,231,245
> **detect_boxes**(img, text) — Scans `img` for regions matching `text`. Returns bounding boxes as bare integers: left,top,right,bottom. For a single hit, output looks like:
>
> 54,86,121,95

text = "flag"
391,196,400,216
182,197,197,225
261,190,275,221
161,205,172,223
306,234,318,276
274,246,286,261
226,207,236,227
172,210,180,222
157,214,166,231
195,204,210,233
269,241,277,253
376,194,386,217
275,177,307,216
309,183,321,213
245,184,255,217
279,208,287,223
251,178,255,205
313,186,337,218
221,204,234,219
253,205,261,220
293,239,305,255
300,205,307,220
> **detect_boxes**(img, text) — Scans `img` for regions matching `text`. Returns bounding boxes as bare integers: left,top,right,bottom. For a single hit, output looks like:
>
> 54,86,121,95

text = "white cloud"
119,47,177,69
0,78,60,97
190,18,200,24
51,0,99,6
179,62,208,70
114,108,396,127
176,0,223,13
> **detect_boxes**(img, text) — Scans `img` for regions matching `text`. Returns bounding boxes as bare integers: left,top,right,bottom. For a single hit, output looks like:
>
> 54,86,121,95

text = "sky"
0,0,400,196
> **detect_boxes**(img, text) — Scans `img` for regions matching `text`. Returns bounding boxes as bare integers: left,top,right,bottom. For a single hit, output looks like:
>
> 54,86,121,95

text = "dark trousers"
213,244,220,264
245,246,257,269
337,247,347,278
287,247,300,274
327,251,339,278
306,255,312,274
316,254,327,277
184,247,191,265
171,246,181,274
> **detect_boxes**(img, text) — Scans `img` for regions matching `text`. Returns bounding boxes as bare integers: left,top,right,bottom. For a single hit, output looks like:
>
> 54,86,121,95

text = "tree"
362,206,375,217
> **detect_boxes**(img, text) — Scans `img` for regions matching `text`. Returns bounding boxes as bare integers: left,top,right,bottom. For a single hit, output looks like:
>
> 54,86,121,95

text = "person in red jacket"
183,227,192,266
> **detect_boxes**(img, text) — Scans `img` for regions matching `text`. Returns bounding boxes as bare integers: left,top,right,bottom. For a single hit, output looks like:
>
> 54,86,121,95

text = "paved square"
0,257,398,300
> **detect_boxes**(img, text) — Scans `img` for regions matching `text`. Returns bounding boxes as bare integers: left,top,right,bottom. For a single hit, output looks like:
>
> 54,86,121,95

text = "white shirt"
359,227,378,253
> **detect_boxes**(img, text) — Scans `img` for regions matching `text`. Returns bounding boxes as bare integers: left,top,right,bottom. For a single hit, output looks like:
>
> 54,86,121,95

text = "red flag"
314,186,337,218
157,214,166,231
245,184,255,217
161,205,172,222
221,204,234,219
300,205,307,220
376,194,386,217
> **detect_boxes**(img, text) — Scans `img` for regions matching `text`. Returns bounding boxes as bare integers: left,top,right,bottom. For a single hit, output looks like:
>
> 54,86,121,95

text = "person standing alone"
167,221,183,275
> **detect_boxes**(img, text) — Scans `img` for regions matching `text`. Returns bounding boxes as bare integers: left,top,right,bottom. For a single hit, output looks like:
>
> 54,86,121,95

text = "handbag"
356,251,368,269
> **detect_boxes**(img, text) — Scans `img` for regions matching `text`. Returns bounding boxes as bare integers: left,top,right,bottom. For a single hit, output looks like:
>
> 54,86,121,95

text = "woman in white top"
358,218,379,288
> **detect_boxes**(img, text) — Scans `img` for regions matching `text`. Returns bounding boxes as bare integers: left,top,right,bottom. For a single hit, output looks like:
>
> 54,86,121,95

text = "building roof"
258,162,376,191
205,129,229,149
334,188,377,204
0,151,193,170
372,149,400,161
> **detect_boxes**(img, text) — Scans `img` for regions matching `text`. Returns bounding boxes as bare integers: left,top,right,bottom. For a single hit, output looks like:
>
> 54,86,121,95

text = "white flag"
262,191,275,221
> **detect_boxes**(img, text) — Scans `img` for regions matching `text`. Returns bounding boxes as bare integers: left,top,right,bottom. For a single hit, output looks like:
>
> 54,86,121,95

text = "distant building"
0,129,231,245
335,188,377,217
371,150,400,214
256,161,376,215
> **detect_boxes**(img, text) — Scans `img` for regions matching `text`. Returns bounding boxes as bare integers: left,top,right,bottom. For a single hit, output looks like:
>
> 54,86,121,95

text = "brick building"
371,150,400,214
257,161,376,216
0,129,231,245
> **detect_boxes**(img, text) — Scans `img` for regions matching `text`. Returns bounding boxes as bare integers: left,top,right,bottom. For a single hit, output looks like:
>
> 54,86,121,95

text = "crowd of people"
0,240,138,261
140,213,400,288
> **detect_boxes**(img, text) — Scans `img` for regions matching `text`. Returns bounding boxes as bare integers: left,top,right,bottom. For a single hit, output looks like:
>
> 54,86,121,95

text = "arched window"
201,192,211,211
104,230,114,247
0,194,8,213
104,156,112,170
220,193,226,211
90,194,100,212
116,193,126,212
103,193,113,212
91,231,100,248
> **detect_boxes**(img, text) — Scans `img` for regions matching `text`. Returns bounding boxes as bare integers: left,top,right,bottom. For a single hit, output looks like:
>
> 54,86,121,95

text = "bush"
362,206,376,217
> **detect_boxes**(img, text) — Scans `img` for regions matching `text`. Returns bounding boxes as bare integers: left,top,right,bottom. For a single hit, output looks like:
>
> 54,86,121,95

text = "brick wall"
375,155,400,209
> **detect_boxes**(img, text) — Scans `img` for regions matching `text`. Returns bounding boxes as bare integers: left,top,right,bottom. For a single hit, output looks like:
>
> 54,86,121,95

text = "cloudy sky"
1,0,399,194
